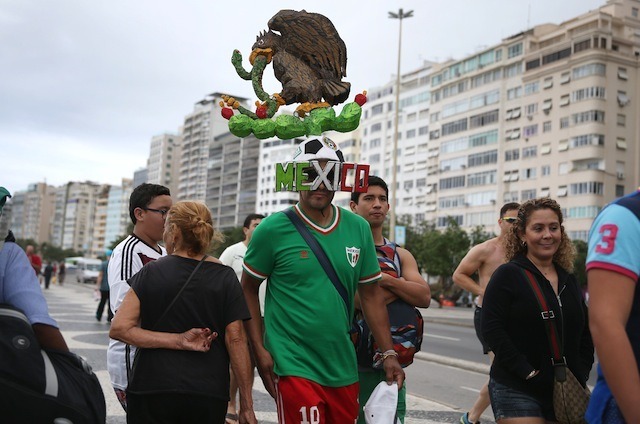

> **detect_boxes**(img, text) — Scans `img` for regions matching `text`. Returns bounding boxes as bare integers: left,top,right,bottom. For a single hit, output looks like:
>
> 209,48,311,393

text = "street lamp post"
388,8,413,243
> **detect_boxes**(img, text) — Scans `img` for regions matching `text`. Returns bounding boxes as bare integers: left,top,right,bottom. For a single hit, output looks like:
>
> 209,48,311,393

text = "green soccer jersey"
243,203,381,387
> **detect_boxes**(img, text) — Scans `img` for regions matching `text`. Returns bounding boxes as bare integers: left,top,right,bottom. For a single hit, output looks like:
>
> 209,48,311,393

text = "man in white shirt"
107,183,172,411
219,213,263,424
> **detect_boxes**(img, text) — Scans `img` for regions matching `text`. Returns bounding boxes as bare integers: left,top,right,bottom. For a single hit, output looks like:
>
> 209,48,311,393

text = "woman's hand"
178,328,217,352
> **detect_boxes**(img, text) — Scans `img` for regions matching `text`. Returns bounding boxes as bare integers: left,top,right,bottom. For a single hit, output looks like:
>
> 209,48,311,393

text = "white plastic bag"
363,381,401,424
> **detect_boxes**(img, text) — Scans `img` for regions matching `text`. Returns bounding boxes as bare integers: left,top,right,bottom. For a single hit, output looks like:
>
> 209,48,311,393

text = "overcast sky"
1,0,605,193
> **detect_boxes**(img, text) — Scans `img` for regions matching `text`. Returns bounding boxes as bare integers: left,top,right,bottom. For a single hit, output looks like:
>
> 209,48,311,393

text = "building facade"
147,133,182,196
8,182,56,244
104,178,133,250
425,0,640,238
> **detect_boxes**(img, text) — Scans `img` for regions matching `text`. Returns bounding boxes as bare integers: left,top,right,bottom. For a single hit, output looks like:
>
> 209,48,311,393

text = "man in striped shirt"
106,183,172,411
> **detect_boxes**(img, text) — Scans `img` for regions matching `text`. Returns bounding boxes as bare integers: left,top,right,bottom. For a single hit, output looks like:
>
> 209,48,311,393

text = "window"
541,143,551,155
570,182,604,195
558,162,570,175
406,129,416,138
573,63,606,79
543,121,552,132
370,138,381,147
572,86,606,102
469,110,499,129
370,123,382,133
467,170,497,187
525,81,540,95
542,99,553,112
572,110,605,125
560,95,570,107
560,72,571,84
508,43,523,58
507,86,523,100
543,77,553,89
618,91,630,107
633,7,639,17
541,165,551,176
522,146,538,158
442,118,468,136
407,112,417,122
522,168,537,180
574,39,591,53
439,176,466,190
618,67,628,80
505,149,520,161
557,185,568,197
368,154,380,163
560,117,570,129
418,126,429,136
616,138,627,150
523,124,538,138
617,114,626,127
525,103,538,115
521,189,537,200
371,104,384,116
558,140,569,151
468,149,498,167
570,134,604,148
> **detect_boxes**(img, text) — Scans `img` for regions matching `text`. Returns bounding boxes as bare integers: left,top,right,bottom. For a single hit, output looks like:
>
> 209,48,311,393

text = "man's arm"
226,320,258,424
452,244,487,297
240,272,276,398
358,282,405,388
378,248,430,307
33,324,69,351
588,269,640,423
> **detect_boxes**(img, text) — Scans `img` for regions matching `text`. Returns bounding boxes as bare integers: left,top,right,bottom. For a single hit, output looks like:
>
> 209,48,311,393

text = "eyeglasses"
502,217,518,223
303,168,336,184
144,207,169,218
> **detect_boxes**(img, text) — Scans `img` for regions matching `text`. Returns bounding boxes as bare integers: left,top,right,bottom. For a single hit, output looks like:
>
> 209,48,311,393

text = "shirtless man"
452,202,519,424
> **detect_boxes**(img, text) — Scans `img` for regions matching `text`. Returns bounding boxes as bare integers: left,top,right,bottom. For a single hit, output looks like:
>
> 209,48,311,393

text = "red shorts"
275,376,359,424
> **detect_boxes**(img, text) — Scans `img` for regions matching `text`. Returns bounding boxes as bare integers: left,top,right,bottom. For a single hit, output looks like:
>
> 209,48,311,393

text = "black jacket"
482,254,594,405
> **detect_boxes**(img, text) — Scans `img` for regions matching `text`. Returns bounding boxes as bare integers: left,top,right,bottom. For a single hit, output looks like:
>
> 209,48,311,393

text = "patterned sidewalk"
43,282,462,423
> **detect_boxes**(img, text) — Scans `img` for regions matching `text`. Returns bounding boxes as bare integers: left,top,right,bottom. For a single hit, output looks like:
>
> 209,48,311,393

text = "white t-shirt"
107,234,166,390
219,241,266,316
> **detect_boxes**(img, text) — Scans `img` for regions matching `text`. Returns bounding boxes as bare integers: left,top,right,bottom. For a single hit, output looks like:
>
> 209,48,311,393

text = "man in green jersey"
242,136,404,423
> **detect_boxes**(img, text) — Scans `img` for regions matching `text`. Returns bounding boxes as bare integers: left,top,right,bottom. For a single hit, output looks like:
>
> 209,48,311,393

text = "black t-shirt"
127,255,250,399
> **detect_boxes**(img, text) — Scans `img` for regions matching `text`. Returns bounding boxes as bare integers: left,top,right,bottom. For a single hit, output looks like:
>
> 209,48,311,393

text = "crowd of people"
2,136,638,423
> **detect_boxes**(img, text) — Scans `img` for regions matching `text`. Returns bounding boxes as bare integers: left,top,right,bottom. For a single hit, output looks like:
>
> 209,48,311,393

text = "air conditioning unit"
617,172,625,180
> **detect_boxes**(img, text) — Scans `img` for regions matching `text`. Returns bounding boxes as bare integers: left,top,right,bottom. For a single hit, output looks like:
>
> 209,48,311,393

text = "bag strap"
152,254,208,330
283,208,350,316
519,267,564,364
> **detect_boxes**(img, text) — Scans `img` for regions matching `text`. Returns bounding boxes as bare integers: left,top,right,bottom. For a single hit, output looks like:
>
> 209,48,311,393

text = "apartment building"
206,132,260,230
8,182,56,244
425,0,640,239
104,178,133,249
178,92,249,202
51,181,102,252
147,133,182,196
256,137,300,216
89,185,111,257
359,62,435,224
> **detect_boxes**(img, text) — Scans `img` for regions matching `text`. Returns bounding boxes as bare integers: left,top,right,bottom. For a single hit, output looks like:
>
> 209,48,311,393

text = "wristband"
381,349,398,362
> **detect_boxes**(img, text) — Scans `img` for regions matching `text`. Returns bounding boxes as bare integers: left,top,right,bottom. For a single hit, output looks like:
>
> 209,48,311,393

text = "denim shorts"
488,378,554,421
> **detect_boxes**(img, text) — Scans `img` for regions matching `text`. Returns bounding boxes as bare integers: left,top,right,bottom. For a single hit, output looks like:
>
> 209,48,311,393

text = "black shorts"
474,306,491,354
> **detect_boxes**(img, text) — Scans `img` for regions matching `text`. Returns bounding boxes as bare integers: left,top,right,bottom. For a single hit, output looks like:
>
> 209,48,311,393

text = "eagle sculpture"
251,10,350,113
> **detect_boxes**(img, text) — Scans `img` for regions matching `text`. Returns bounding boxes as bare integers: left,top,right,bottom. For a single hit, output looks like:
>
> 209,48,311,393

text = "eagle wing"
268,9,347,79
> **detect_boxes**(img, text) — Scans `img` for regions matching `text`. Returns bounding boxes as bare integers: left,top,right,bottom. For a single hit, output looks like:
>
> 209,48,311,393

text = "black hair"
500,202,520,218
129,183,171,224
243,213,265,229
350,175,389,204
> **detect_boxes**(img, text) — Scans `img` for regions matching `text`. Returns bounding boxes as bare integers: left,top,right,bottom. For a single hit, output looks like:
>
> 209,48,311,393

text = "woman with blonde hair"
481,198,594,423
110,201,257,424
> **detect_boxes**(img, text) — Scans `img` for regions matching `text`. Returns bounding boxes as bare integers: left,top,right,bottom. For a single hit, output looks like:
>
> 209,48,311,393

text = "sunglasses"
144,207,170,218
303,168,337,184
502,217,518,223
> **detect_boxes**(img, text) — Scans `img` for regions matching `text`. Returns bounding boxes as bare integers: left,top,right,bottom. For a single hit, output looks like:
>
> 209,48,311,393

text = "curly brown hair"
504,198,576,272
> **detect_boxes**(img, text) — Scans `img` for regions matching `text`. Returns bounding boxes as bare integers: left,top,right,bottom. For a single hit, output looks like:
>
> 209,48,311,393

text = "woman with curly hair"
481,198,594,423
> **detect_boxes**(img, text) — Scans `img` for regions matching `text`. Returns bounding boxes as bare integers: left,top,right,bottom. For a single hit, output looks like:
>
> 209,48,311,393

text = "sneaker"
460,412,480,424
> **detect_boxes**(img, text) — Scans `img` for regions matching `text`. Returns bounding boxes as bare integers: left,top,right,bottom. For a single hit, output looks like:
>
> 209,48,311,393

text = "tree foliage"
15,239,83,263
572,239,588,287
211,226,244,257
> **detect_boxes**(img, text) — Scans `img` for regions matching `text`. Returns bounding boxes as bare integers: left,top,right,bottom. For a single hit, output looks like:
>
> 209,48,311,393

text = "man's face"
498,208,518,236
138,195,172,242
350,185,388,227
25,245,34,255
243,218,262,243
299,160,335,211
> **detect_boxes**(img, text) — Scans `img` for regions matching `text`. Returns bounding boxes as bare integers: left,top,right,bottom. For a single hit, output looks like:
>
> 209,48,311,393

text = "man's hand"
383,355,405,389
255,348,277,398
178,328,216,352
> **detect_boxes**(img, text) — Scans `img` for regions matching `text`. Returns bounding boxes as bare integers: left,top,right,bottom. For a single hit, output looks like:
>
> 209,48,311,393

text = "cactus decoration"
220,10,367,140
